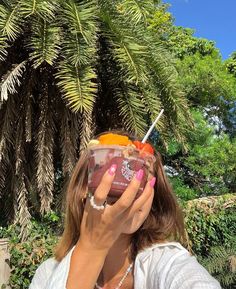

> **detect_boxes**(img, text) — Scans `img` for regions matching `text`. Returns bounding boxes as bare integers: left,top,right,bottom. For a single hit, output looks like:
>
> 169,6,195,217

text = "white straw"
142,109,164,143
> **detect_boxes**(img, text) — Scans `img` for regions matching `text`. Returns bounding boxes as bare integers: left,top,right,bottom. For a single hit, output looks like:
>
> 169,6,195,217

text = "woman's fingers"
82,164,117,227
93,164,117,206
111,169,144,216
80,169,156,253
122,178,155,220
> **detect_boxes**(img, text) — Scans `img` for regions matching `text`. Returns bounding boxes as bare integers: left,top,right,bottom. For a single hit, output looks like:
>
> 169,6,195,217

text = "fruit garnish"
91,134,154,154
141,143,154,155
133,140,143,150
98,133,133,146
133,140,154,155
88,139,100,146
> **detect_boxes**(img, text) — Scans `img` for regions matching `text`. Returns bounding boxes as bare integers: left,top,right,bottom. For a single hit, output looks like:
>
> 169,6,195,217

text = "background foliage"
0,212,61,289
167,110,236,198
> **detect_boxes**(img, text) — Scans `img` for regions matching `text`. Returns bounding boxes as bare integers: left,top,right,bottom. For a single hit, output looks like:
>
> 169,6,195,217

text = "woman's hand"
67,165,155,289
78,164,156,253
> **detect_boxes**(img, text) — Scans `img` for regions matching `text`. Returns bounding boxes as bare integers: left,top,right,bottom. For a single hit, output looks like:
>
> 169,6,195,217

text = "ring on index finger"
90,195,107,211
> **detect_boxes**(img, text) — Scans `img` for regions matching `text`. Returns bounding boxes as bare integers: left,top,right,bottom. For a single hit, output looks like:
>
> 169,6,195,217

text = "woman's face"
106,190,154,235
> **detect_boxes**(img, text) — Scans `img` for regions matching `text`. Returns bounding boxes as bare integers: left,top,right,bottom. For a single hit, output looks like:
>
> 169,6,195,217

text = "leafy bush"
183,194,236,288
183,194,236,256
0,212,62,289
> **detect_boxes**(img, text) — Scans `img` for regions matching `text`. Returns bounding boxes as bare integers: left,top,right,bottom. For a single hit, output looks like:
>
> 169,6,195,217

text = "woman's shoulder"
145,241,193,271
29,257,59,288
135,241,221,289
136,241,189,265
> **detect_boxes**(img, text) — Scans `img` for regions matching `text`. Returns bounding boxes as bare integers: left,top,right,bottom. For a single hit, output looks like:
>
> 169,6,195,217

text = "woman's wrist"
75,239,110,257
67,240,109,289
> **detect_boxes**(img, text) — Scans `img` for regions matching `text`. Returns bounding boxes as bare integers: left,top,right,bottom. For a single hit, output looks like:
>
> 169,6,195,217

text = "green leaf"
28,18,61,68
19,0,58,20
61,0,98,45
0,2,24,41
56,61,97,113
117,0,152,25
102,12,148,84
0,35,9,60
116,85,147,135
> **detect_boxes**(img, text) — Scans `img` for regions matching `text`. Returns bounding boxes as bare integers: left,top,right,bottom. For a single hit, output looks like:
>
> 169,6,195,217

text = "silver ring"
90,196,106,211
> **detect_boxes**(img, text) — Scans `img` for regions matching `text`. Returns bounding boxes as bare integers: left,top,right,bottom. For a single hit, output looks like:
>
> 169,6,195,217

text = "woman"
30,132,221,289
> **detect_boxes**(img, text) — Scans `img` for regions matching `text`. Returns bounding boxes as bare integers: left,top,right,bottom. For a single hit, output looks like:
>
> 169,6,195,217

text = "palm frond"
117,0,153,25
61,0,98,45
25,92,32,142
28,18,61,68
0,2,23,41
102,13,148,84
79,109,94,151
36,88,55,214
147,42,193,140
0,35,8,61
0,149,8,196
0,169,15,222
13,110,31,241
14,176,31,241
116,85,147,135
60,107,79,177
61,32,97,67
140,87,167,135
56,61,97,113
55,1,98,113
19,0,58,20
0,95,16,193
59,0,98,67
0,60,26,101
15,110,24,175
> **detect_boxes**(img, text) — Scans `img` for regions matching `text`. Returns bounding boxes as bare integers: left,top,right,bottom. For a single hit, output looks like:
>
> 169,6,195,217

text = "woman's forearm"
66,241,108,289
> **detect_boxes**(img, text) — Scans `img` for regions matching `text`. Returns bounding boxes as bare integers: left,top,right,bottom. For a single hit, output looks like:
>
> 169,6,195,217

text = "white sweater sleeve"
29,247,75,289
164,250,222,289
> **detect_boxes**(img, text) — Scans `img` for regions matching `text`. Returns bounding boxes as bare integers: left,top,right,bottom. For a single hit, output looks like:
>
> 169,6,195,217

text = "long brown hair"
54,131,188,261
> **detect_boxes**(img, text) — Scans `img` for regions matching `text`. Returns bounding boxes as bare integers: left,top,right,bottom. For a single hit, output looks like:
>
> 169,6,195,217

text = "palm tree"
0,0,191,239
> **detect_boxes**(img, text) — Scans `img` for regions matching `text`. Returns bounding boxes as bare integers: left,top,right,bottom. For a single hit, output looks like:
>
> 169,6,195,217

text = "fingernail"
149,177,156,188
136,169,144,181
108,164,117,176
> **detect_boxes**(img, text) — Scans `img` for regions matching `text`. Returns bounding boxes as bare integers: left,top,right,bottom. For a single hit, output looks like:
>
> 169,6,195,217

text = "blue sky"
164,0,236,59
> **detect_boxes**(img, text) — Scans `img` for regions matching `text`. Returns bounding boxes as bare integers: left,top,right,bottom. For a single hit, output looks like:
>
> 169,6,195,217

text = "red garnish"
133,140,143,150
132,141,154,155
142,143,154,155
